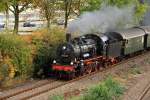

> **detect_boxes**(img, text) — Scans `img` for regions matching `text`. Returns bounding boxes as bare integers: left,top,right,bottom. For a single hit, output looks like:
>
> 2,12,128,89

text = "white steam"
67,6,135,37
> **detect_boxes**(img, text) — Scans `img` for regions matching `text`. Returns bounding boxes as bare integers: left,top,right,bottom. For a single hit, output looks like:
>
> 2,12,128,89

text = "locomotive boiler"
57,36,97,64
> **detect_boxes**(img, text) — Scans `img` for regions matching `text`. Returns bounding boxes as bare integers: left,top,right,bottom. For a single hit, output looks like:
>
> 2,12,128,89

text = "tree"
104,0,148,25
34,0,57,29
81,0,102,12
8,0,33,34
63,0,73,28
71,0,86,16
80,0,148,25
38,0,84,29
59,0,83,28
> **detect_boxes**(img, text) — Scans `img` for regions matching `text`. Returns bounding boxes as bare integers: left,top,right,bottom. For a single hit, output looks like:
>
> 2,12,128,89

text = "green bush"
77,77,124,100
50,95,64,100
32,28,65,76
0,34,32,80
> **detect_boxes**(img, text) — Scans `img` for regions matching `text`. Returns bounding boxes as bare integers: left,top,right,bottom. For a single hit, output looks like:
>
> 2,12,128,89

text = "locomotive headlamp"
81,63,84,66
70,62,74,65
63,46,66,50
53,60,56,64
80,60,84,66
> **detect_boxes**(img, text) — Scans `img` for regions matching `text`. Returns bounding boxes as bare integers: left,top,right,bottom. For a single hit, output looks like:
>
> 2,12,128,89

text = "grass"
143,58,150,64
50,77,125,100
129,64,142,75
79,77,124,100
50,95,64,100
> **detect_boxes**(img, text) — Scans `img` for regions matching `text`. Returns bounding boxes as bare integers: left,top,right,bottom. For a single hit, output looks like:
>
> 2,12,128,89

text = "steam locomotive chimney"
66,33,71,42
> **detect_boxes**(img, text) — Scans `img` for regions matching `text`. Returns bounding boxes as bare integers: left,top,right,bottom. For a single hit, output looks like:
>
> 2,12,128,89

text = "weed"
129,64,142,75
80,77,124,100
50,95,64,100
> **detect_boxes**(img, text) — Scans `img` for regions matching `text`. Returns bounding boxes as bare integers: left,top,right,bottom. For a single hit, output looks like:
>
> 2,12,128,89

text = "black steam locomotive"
52,26,150,79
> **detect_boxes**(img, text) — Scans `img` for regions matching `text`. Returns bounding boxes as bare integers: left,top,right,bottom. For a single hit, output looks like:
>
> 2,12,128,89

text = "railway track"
0,51,150,100
138,81,150,100
0,79,57,100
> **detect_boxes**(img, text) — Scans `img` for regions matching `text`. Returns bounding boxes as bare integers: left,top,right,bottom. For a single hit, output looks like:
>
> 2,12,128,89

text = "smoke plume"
67,5,135,37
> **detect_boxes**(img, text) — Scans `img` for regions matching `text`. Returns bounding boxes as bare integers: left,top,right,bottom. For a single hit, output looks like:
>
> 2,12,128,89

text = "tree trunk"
45,9,51,29
47,18,51,29
64,0,72,28
5,5,9,30
64,10,68,28
78,0,81,15
14,5,19,34
64,0,68,28
5,11,9,30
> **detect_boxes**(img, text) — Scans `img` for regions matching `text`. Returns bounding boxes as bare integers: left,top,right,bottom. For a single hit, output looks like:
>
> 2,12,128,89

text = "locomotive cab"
103,32,123,58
